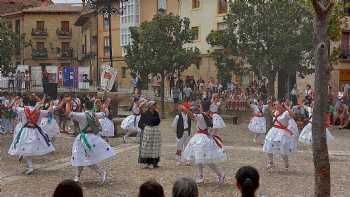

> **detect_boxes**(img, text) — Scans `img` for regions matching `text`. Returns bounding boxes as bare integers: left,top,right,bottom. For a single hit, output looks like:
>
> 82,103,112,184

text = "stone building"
2,1,82,70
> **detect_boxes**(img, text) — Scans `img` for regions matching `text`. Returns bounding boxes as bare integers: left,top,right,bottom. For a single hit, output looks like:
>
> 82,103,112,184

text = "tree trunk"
312,5,331,197
266,73,276,130
160,70,165,119
278,70,287,100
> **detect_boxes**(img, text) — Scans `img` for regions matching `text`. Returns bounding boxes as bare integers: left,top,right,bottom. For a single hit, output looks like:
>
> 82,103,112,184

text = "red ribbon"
197,129,223,148
24,107,40,124
273,123,293,136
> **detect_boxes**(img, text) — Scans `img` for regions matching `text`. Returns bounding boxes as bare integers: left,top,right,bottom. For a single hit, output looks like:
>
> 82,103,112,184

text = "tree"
207,0,314,99
0,18,18,74
311,1,336,196
125,14,201,117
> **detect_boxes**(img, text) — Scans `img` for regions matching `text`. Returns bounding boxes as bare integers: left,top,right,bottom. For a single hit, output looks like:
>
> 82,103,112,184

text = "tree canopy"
125,13,201,116
0,18,18,74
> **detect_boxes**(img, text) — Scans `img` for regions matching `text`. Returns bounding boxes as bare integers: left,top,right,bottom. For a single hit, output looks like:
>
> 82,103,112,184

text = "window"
158,0,167,11
341,31,350,58
218,0,228,14
6,21,13,31
15,19,20,33
62,42,69,50
61,21,70,32
192,0,200,9
103,15,109,31
191,26,199,41
104,36,110,57
36,21,44,31
120,0,140,52
36,42,45,49
217,22,227,31
122,67,127,78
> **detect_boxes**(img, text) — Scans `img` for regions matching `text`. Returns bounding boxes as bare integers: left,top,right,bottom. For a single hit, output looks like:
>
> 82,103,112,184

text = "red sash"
197,129,223,148
273,110,293,136
24,107,40,125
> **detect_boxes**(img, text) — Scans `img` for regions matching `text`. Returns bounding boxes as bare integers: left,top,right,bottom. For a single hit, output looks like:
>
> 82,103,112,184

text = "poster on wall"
57,66,63,86
31,66,42,87
63,67,75,88
78,67,90,89
46,65,58,83
100,63,117,92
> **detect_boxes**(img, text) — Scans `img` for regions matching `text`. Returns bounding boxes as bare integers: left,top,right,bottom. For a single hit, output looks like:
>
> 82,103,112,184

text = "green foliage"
125,14,200,76
207,0,314,89
0,18,18,73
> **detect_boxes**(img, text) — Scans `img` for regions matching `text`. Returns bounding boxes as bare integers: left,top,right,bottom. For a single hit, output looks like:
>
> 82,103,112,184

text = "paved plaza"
1,119,350,197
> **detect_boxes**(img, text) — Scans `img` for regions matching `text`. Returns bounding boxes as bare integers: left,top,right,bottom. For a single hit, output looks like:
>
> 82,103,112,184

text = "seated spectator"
334,101,349,128
138,180,165,197
172,177,198,197
53,179,83,197
235,166,260,197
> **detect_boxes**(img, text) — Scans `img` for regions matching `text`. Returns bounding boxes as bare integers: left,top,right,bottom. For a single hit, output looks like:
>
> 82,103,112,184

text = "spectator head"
172,177,198,197
235,166,259,197
84,99,94,110
306,84,311,89
53,179,83,197
138,179,165,197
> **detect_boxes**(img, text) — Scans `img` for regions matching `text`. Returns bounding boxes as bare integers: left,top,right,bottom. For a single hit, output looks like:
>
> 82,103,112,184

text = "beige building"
2,2,82,69
94,0,179,89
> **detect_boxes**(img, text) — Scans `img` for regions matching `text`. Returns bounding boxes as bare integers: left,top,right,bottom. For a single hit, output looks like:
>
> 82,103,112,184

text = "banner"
100,63,117,91
46,65,58,83
78,67,90,89
16,65,29,73
63,67,75,88
31,66,42,87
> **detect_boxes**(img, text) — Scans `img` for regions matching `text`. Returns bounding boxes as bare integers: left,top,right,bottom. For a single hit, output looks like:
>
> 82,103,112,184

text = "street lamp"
82,0,128,89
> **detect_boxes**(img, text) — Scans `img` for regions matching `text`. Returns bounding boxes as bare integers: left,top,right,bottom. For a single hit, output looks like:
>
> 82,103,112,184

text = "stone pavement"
1,120,350,197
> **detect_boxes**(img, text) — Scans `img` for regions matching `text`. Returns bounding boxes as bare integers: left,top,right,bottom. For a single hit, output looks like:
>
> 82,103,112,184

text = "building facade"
95,0,179,89
2,3,82,72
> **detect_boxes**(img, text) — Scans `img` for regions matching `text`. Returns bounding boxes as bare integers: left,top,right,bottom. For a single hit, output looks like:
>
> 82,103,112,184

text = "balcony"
56,28,72,38
57,48,73,59
31,28,48,37
32,48,48,59
81,51,96,60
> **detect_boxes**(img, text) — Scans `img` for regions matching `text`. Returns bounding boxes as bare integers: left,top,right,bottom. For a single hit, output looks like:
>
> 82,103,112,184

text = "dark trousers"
8,80,14,90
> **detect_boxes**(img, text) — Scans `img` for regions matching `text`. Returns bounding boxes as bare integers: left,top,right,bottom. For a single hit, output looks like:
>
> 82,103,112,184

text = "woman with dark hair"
65,97,115,184
138,101,161,168
235,166,260,197
138,179,165,197
183,101,226,184
53,179,83,197
8,94,55,175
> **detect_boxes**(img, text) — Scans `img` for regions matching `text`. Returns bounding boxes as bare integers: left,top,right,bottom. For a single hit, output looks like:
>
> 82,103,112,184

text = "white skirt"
71,133,116,167
40,118,60,140
212,114,226,129
263,123,299,155
8,126,55,156
248,117,266,134
121,114,141,132
99,117,115,137
183,133,227,164
299,123,334,145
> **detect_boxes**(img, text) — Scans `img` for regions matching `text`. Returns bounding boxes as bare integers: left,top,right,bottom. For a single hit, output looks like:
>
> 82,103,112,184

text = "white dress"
121,104,141,132
263,111,298,155
299,118,334,145
99,110,115,137
183,114,227,164
40,114,60,140
8,107,55,157
210,103,226,129
248,104,267,134
70,112,116,167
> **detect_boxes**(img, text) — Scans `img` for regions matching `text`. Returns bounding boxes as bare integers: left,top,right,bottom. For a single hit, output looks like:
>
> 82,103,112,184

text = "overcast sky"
52,0,82,3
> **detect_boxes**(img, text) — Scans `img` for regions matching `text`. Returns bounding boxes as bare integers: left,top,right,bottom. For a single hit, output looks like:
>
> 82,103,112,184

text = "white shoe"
218,175,225,184
25,168,34,175
73,176,80,182
266,162,274,170
123,136,127,144
100,171,107,185
195,176,204,184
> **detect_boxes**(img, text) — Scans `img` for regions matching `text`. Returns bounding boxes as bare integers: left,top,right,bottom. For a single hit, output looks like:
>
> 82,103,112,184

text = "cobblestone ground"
1,119,350,197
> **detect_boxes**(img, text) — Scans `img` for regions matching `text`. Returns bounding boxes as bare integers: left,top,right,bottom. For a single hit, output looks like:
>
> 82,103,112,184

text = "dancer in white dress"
299,112,334,145
210,94,226,131
40,100,60,141
183,101,226,184
263,101,298,170
122,96,146,143
99,98,115,141
248,99,268,143
65,97,116,184
171,102,192,165
8,95,55,175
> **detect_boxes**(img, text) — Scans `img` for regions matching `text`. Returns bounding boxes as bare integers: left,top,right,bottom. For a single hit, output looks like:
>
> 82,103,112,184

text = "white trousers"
176,132,191,162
